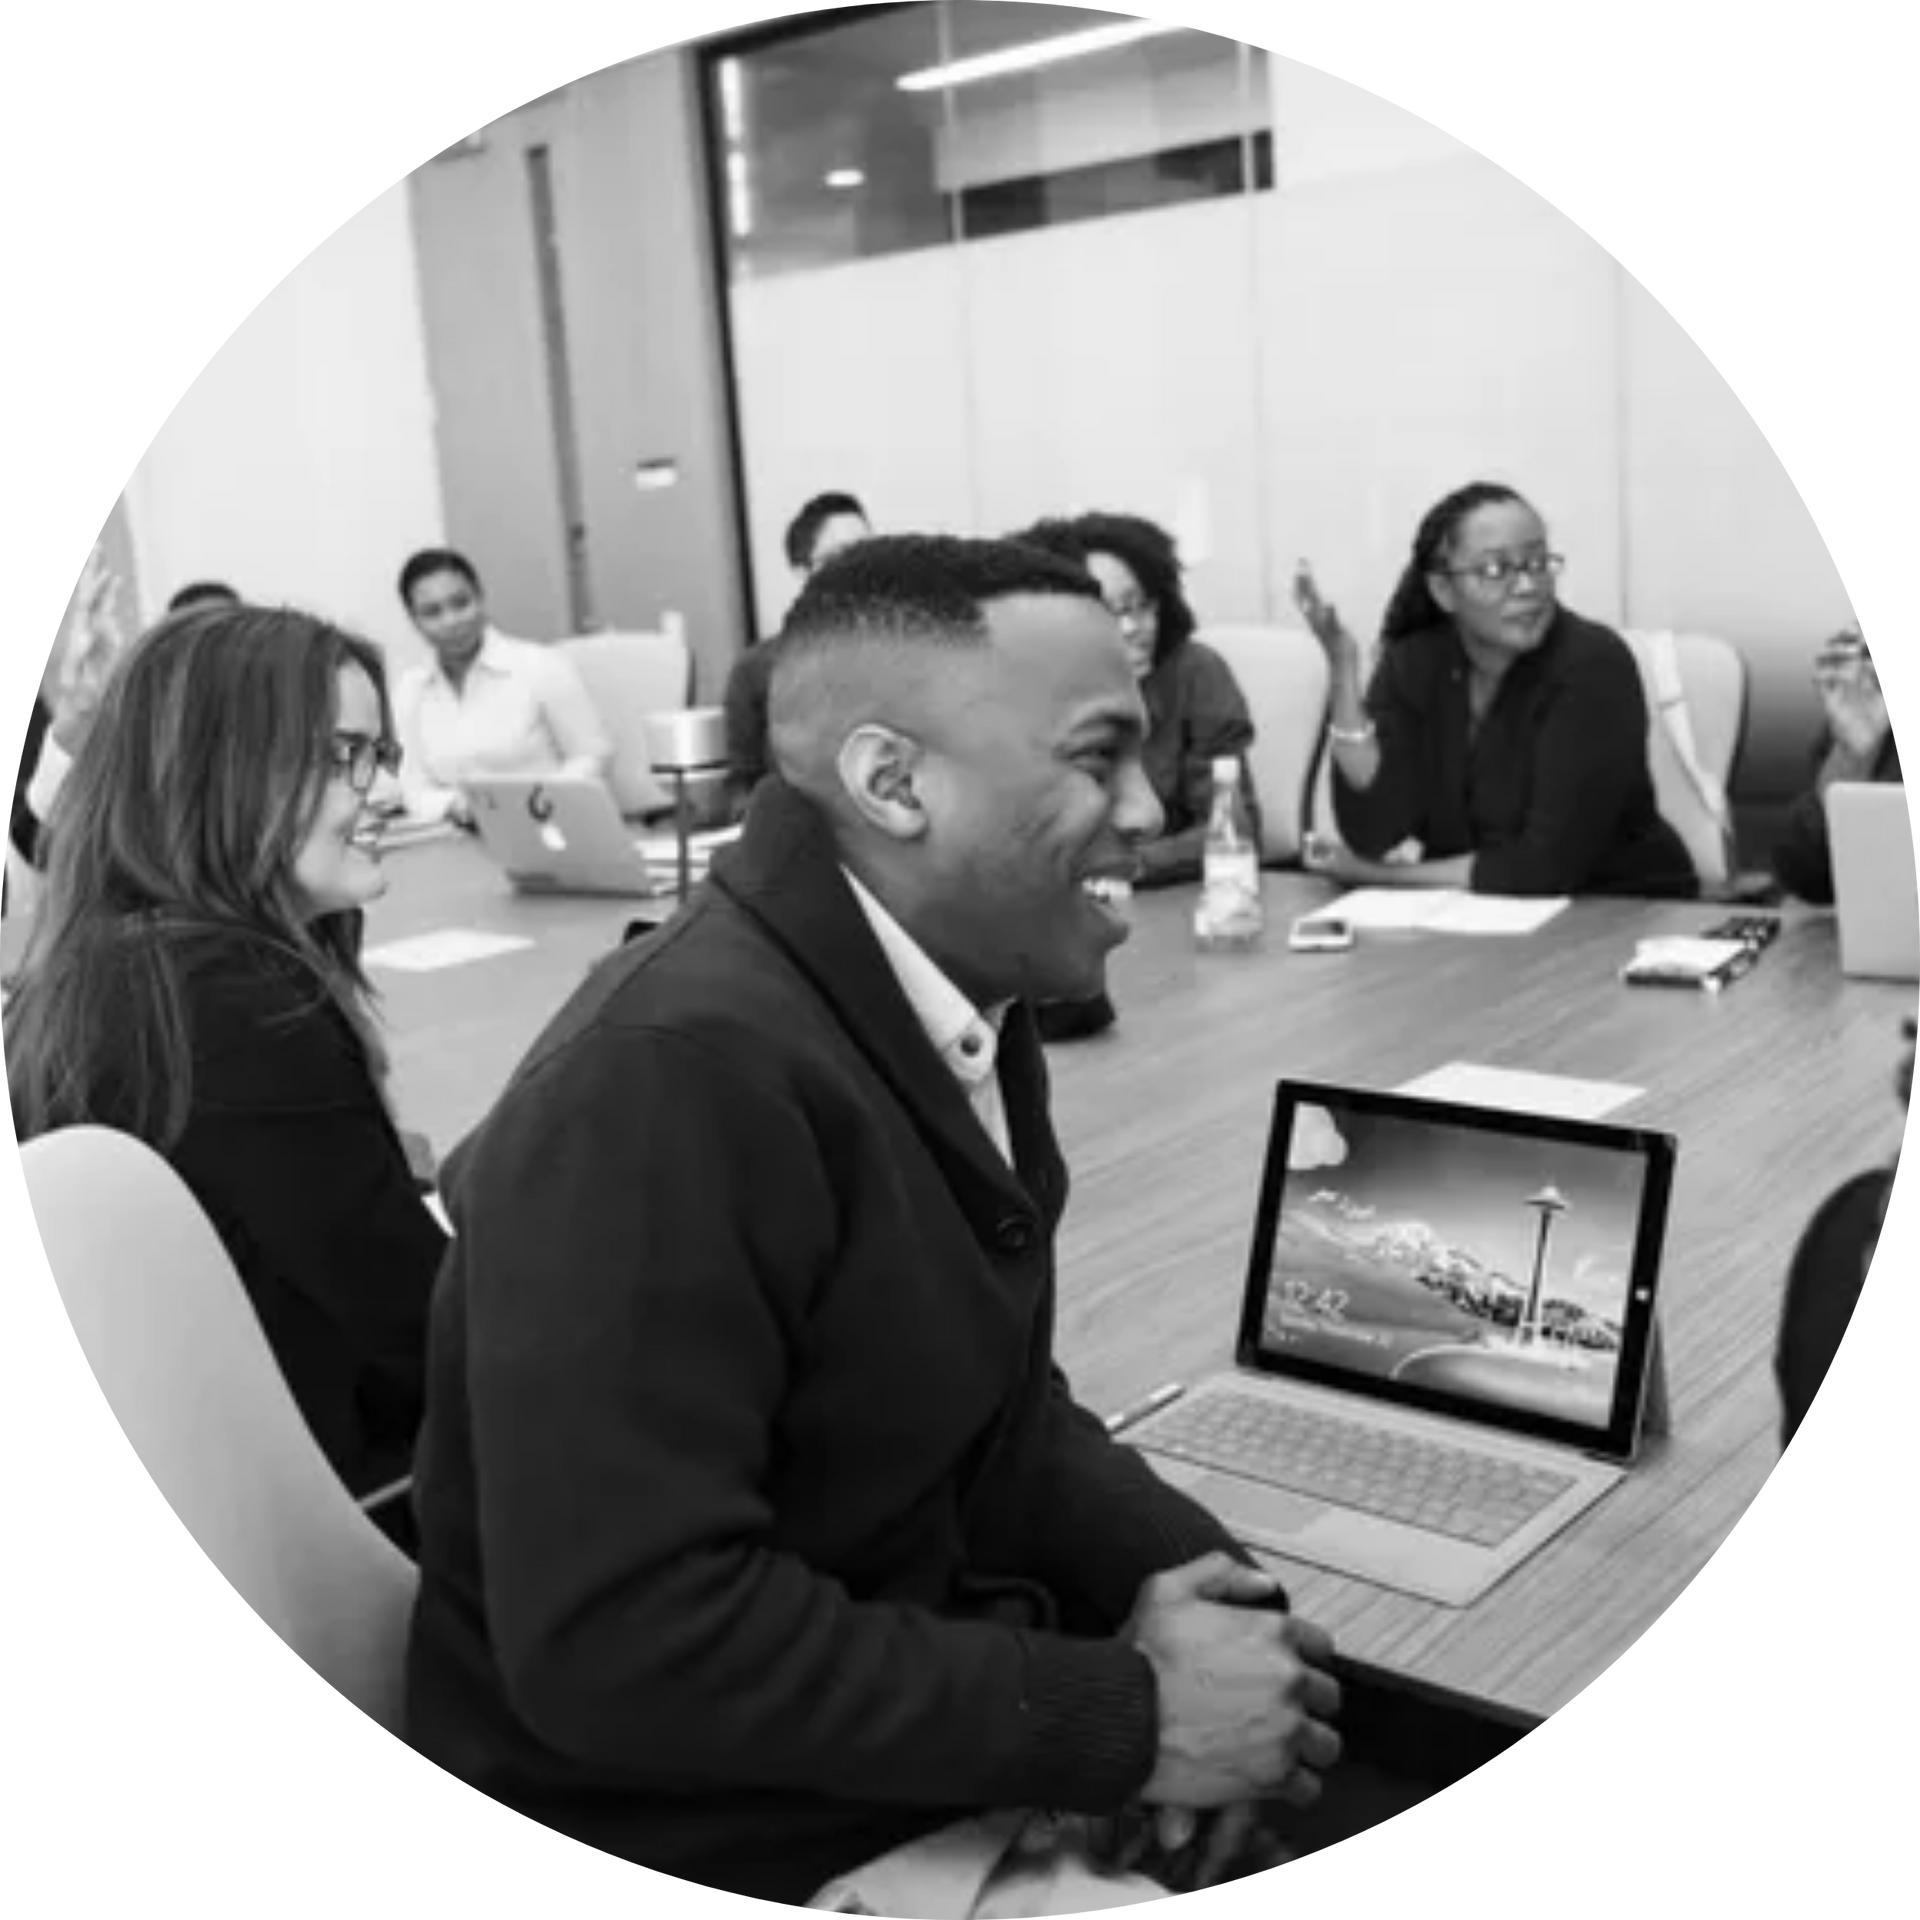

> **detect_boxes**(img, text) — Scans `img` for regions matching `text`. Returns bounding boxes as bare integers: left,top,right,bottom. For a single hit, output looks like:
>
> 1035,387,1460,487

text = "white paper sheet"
1300,888,1567,935
1395,1061,1645,1121
1423,893,1570,936
363,928,535,973
1300,888,1451,931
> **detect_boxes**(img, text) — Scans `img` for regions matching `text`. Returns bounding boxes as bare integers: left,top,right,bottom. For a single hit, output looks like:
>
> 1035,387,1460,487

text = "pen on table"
1105,1381,1186,1435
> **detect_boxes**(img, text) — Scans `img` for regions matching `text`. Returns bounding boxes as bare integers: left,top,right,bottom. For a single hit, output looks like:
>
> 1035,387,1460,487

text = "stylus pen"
1105,1381,1186,1435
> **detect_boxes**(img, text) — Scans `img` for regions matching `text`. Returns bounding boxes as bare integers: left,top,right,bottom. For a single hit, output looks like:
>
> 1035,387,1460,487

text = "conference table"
362,831,1913,1728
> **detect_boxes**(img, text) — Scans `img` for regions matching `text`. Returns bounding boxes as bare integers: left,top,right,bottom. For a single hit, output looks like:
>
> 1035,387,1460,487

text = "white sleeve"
393,670,457,823
538,648,614,781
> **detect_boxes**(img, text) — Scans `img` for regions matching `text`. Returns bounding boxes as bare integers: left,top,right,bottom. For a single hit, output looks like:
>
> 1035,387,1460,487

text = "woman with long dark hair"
7,603,446,1527
1296,482,1694,897
1018,511,1258,887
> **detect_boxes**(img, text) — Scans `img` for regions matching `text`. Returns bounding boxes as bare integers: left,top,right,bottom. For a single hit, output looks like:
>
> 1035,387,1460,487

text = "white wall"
962,195,1267,616
1258,61,1625,640
1620,274,1853,789
120,181,443,680
1264,56,1855,789
731,246,978,635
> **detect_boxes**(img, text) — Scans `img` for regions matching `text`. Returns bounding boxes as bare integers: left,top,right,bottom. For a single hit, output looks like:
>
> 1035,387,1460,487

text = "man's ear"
837,724,929,840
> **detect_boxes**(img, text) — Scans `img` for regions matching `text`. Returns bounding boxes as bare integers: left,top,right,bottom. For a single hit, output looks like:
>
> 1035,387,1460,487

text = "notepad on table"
1395,1061,1645,1121
1302,889,1568,936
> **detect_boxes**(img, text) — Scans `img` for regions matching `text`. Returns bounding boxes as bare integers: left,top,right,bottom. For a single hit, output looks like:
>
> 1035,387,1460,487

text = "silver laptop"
1125,1081,1675,1607
1826,782,1918,980
465,773,739,898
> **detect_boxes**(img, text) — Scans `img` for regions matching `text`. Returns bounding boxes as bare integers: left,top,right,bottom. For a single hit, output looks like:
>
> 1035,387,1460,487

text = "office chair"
562,628,694,818
1622,630,1750,892
1197,625,1331,863
20,1125,417,1734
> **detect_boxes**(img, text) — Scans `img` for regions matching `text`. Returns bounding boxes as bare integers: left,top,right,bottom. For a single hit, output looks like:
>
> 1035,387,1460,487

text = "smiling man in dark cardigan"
405,535,1341,1911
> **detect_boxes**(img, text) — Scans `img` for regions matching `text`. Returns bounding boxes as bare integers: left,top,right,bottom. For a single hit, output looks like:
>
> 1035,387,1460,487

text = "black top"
1136,638,1259,886
1770,730,1902,905
88,928,444,1496
406,778,1249,1903
721,636,779,810
1334,607,1697,898
1775,1167,1889,1444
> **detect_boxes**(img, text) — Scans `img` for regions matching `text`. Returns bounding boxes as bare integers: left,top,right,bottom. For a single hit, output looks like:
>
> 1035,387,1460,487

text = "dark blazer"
1775,1167,1889,1443
721,636,779,810
83,927,443,1498
406,778,1248,1903
1770,731,1901,905
1334,608,1696,898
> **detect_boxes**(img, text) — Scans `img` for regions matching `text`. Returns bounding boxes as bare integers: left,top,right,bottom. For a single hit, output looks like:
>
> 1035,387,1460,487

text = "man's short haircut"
784,491,869,572
165,580,240,613
779,531,1100,657
768,534,1104,782
397,547,481,611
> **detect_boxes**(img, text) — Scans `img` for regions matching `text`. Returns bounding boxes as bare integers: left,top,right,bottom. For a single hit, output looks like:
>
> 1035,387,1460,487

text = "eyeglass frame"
326,729,402,795
1439,551,1566,593
1101,593,1157,628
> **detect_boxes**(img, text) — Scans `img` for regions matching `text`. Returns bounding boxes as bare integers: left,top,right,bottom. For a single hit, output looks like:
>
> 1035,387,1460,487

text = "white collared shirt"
393,627,612,822
842,868,1012,1166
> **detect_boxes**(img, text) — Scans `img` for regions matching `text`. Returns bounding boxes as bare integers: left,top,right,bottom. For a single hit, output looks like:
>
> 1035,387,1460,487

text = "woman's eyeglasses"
1445,552,1565,592
327,731,402,795
1103,596,1156,627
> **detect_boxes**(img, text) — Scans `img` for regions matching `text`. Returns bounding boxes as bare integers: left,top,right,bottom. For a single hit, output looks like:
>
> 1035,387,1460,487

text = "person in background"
6,603,445,1547
165,579,241,614
1296,481,1696,899
7,550,171,898
1018,512,1259,889
1775,1016,1910,1446
391,546,611,829
723,491,873,810
406,535,1340,1911
1770,628,1900,904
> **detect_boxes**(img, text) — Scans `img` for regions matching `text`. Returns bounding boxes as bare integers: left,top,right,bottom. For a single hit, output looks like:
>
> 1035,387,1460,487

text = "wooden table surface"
362,837,1914,1721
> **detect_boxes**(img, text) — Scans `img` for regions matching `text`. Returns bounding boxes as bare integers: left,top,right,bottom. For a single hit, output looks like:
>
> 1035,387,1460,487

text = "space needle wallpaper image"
1267,1105,1649,1427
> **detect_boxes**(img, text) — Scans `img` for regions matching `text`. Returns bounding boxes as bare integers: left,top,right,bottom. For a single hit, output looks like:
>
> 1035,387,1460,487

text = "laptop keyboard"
1139,1388,1577,1548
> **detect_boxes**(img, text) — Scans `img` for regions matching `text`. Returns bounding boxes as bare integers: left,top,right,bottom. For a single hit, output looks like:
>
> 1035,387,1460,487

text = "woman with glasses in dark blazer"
1295,481,1695,899
6,602,445,1545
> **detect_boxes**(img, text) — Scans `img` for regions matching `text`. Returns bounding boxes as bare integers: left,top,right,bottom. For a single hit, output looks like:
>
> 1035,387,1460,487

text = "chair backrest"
1621,629,1749,889
561,628,693,818
20,1125,417,1733
1195,626,1330,862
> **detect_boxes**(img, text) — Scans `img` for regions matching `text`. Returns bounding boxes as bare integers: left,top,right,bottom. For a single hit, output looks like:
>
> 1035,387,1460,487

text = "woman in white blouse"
392,548,612,828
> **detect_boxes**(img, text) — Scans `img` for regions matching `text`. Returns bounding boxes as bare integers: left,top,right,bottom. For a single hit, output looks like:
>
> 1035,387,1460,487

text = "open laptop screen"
1238,1082,1675,1459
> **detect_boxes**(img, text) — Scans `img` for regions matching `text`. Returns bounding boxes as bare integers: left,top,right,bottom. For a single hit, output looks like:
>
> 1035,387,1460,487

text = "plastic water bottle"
1194,755,1264,952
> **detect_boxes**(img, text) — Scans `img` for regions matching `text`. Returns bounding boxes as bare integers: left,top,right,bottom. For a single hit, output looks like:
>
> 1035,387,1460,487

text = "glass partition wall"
699,3,1856,806
705,3,1274,636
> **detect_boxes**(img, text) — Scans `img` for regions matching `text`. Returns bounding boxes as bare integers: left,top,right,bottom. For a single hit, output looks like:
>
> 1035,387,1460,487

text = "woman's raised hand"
1292,560,1356,662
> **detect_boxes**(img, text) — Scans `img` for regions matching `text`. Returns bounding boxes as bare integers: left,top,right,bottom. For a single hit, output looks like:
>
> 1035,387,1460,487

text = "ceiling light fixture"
896,18,1179,92
824,167,866,189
